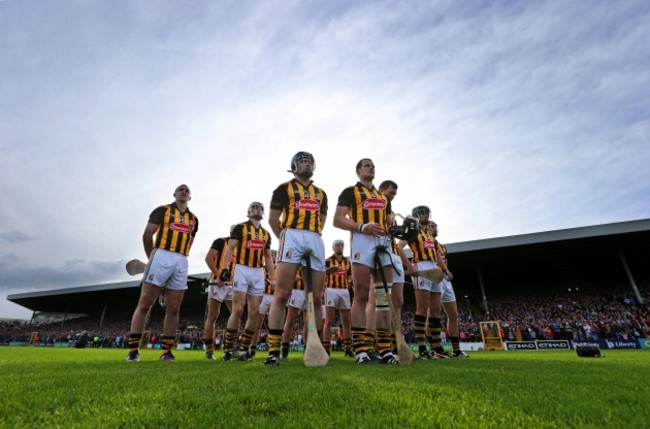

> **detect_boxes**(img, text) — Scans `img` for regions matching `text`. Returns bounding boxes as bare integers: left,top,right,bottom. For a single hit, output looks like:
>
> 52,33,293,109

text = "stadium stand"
4,219,649,348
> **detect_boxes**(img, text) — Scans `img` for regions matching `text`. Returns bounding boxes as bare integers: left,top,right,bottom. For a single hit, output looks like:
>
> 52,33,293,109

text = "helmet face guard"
290,151,315,173
389,217,419,240
247,201,264,219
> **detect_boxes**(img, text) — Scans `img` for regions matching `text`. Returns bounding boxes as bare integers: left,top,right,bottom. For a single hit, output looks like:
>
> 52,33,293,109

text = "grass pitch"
0,348,647,428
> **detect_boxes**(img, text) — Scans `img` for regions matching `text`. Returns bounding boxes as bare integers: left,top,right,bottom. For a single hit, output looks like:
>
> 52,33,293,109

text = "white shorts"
438,278,456,303
277,229,326,272
208,281,233,302
232,264,265,296
392,254,405,283
412,261,442,293
350,233,394,268
142,248,188,291
288,289,307,310
259,293,273,315
325,288,351,310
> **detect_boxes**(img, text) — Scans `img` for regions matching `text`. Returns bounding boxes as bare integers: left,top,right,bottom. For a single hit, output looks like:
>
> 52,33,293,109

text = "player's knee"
274,289,291,303
165,306,181,316
136,303,153,315
355,293,369,306
230,304,245,317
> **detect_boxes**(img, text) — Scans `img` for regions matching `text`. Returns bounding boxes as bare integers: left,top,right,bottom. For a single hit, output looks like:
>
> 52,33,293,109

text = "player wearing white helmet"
219,202,274,361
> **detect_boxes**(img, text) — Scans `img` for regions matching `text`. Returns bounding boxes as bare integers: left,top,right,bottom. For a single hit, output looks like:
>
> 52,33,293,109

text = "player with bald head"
126,184,199,362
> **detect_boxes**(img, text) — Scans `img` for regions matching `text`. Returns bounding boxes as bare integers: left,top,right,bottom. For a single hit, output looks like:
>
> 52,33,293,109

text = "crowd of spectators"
2,282,648,348
484,283,650,343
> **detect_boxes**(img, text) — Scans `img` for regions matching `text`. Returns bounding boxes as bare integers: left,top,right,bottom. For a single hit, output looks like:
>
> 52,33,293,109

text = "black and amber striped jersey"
435,240,447,265
389,211,399,254
408,229,438,263
264,281,274,295
325,255,351,289
208,237,235,282
337,182,391,229
149,203,198,256
270,179,328,235
230,220,271,268
294,271,304,291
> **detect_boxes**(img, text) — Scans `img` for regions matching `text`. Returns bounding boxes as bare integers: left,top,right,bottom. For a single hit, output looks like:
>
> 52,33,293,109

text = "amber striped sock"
365,329,376,350
376,329,392,356
268,329,283,357
240,329,255,353
352,326,369,355
415,314,427,353
161,336,174,353
128,333,142,354
450,336,461,353
428,317,443,353
223,328,238,353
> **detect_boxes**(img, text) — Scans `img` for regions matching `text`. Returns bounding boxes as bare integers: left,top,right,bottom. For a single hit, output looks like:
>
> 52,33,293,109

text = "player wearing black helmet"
288,151,316,177
264,151,328,367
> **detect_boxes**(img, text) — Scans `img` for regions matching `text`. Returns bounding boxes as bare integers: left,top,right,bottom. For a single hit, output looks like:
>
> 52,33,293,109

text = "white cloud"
0,0,648,317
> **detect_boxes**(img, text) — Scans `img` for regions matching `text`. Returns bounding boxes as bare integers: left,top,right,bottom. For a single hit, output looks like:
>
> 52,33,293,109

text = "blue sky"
1,0,648,319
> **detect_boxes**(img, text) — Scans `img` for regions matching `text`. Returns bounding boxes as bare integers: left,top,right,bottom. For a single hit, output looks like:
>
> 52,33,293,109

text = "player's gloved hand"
219,268,230,282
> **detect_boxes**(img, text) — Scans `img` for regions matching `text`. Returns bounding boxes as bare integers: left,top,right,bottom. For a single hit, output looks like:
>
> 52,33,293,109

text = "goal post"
479,321,504,351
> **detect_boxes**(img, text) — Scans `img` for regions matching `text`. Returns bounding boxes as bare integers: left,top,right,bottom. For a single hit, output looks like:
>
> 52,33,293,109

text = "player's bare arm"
218,239,239,286
268,208,282,239
333,206,384,236
142,222,158,259
435,248,453,280
264,249,275,285
205,248,219,276
397,239,418,275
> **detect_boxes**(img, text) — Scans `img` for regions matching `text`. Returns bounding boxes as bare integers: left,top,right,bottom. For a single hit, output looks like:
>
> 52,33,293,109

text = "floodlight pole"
99,298,109,332
476,265,489,317
618,249,644,304
60,303,69,329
